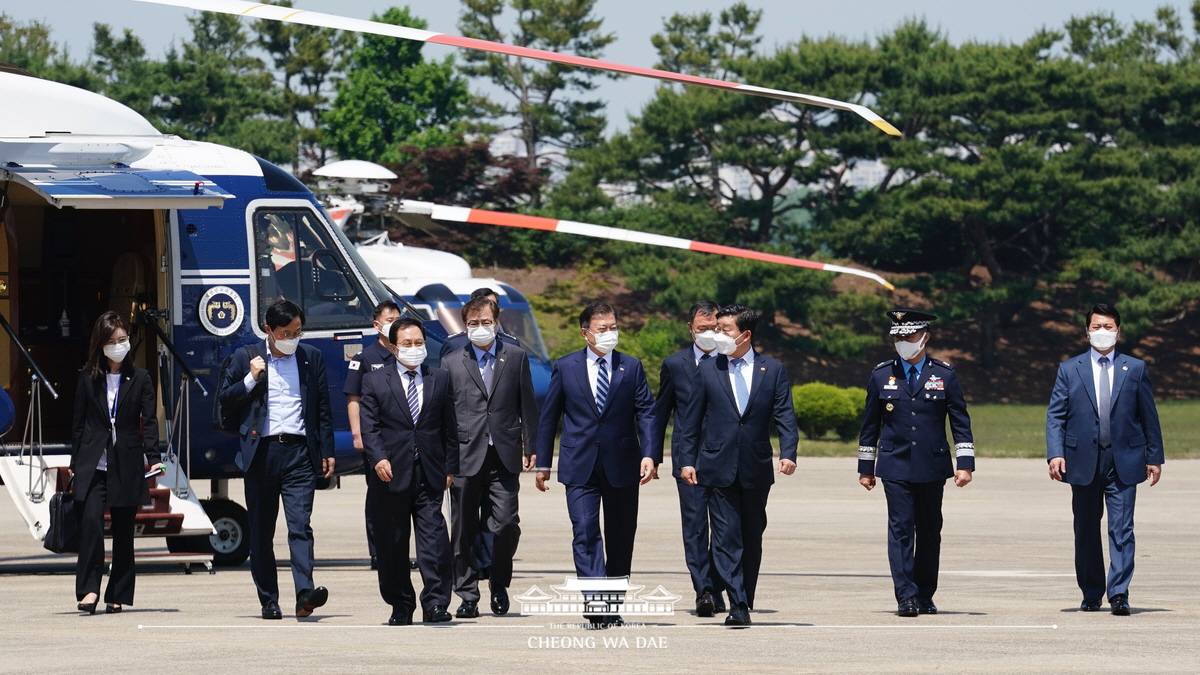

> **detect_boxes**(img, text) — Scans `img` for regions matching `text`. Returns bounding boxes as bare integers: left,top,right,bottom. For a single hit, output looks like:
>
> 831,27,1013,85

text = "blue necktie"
479,352,494,394
405,370,420,423
1098,356,1111,447
732,358,749,415
596,357,609,414
907,365,918,391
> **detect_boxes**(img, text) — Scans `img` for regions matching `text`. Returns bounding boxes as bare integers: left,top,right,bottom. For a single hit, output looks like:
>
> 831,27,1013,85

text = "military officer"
857,308,974,617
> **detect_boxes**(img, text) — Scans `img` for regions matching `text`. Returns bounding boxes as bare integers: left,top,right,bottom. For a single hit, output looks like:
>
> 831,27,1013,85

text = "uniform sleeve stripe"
858,446,877,460
955,442,975,458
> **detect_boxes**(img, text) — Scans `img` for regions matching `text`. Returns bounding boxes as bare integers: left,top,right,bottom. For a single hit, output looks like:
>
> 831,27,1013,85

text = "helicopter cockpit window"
253,208,372,329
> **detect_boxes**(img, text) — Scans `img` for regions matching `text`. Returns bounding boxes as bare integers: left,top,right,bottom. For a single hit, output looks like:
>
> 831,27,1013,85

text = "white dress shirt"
99,372,121,471
398,361,424,418
728,348,755,402
693,344,715,365
585,347,611,401
1089,348,1117,402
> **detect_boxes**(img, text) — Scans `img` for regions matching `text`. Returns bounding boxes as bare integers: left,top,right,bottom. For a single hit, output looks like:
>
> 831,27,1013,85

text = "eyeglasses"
395,340,425,348
465,320,496,328
275,331,303,341
104,336,130,346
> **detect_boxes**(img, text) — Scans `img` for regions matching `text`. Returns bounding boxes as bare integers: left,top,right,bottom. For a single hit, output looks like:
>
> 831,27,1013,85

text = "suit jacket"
652,347,706,478
535,348,656,488
359,364,460,492
1046,351,1164,486
672,350,799,489
216,342,335,474
70,366,160,507
857,356,975,482
443,340,539,476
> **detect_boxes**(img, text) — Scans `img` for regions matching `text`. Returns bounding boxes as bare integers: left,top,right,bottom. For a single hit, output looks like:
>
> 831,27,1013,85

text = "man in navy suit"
360,318,459,626
1047,303,1164,616
675,303,799,627
652,300,727,617
534,302,656,628
857,309,975,618
217,299,334,620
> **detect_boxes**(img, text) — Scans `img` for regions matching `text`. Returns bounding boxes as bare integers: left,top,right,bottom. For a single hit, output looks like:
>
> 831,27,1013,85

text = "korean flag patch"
348,360,361,371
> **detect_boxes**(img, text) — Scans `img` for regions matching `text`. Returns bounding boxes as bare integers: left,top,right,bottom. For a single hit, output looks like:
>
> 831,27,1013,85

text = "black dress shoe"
479,566,491,581
296,586,329,617
388,612,413,626
585,616,609,630
917,598,937,615
1110,594,1131,616
422,605,453,623
456,601,480,619
897,597,919,617
105,604,123,614
491,588,510,615
77,600,98,615
1080,599,1102,612
410,559,419,570
724,604,751,627
696,591,716,618
261,601,283,620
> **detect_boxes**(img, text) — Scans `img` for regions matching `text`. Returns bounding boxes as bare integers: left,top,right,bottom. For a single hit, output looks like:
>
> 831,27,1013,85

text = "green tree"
0,14,96,88
458,0,617,204
90,24,163,117
324,6,468,164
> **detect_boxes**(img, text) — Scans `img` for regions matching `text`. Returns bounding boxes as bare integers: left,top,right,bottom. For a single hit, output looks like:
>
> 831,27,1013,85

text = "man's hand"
1147,464,1162,486
639,457,656,485
523,454,536,472
859,473,876,491
445,474,454,491
680,467,697,485
321,457,335,479
249,355,266,381
954,469,973,487
535,470,550,492
778,459,796,476
352,434,363,451
374,459,392,482
1048,457,1066,481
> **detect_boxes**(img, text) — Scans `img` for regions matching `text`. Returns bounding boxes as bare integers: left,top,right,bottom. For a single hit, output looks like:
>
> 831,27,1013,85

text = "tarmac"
2,457,1198,673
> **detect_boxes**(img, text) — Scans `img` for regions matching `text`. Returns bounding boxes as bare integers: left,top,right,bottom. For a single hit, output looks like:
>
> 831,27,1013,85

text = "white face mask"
712,331,743,356
1088,329,1118,351
895,333,928,361
103,341,131,363
272,336,300,356
378,321,394,341
588,330,619,355
397,345,427,368
694,330,718,352
468,325,496,348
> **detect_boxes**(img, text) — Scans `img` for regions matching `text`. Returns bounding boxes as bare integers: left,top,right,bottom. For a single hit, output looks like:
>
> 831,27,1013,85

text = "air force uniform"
345,338,396,560
857,309,974,611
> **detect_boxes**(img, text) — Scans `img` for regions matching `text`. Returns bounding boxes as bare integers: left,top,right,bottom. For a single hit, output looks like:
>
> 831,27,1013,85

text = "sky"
1,0,1192,132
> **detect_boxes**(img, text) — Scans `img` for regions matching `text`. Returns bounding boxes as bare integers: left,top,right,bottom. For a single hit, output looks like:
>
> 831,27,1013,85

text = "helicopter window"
253,208,373,329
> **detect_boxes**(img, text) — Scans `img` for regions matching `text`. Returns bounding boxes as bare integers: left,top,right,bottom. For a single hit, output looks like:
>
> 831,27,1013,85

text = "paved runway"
2,458,1198,673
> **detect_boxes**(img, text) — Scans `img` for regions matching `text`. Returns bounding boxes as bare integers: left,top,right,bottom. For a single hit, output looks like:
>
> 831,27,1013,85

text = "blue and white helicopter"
0,0,897,568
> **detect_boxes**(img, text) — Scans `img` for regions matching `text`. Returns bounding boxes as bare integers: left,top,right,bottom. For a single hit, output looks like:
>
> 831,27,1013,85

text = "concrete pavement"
2,458,1198,673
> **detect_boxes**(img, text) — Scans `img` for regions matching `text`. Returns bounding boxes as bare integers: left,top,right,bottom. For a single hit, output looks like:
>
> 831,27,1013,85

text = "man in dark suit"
443,296,539,619
344,299,402,570
675,303,799,627
1047,302,1164,616
857,309,975,618
439,287,519,580
217,299,334,620
360,318,460,626
652,300,727,617
534,302,657,628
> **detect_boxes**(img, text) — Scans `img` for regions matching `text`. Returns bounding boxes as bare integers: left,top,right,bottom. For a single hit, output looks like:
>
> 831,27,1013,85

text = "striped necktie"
596,357,609,414
405,370,420,423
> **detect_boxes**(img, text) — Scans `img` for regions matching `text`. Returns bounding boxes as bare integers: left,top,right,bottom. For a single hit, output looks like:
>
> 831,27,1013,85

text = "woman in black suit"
70,311,163,614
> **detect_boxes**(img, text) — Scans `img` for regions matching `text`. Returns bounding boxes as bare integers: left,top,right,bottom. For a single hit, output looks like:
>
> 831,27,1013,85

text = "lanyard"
109,376,121,423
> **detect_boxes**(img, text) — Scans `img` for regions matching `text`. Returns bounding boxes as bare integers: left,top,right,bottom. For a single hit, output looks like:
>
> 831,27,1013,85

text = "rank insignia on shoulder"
932,358,954,369
874,360,893,370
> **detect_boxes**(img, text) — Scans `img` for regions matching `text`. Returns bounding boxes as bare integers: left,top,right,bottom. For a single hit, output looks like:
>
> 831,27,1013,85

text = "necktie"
1098,356,1111,447
405,370,420,423
700,353,711,362
480,352,494,394
907,365,918,391
732,358,749,415
596,357,609,414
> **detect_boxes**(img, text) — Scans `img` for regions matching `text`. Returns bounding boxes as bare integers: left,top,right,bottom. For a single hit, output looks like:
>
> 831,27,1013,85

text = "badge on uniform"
885,403,894,412
884,376,898,390
348,360,361,371
924,375,944,391
370,363,385,371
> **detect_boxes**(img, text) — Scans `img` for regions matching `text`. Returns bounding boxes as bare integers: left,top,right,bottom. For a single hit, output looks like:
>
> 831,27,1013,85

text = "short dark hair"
688,300,720,322
264,299,304,330
388,317,426,344
461,296,499,322
1086,303,1121,328
717,303,759,334
373,300,401,320
85,310,133,379
470,287,499,301
579,301,617,329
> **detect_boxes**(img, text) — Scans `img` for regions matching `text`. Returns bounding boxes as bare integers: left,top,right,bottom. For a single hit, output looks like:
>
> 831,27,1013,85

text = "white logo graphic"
516,576,681,616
